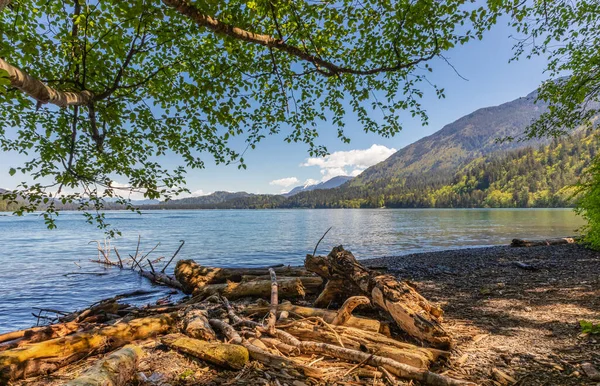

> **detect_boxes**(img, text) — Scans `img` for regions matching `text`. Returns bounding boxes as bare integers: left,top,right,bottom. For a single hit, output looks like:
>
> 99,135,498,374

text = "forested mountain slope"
348,90,547,189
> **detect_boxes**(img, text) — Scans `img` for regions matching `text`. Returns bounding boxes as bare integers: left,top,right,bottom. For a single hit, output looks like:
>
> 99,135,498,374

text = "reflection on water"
0,208,583,332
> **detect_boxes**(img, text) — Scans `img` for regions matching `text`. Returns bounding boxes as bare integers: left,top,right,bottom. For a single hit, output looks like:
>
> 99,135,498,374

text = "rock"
582,363,600,381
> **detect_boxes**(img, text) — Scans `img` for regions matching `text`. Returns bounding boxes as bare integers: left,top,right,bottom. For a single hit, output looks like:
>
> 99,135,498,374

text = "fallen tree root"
306,246,451,348
162,333,249,369
0,313,175,382
65,345,142,386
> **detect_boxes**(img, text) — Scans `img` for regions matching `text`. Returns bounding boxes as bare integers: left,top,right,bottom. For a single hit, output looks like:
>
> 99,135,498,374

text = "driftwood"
65,345,142,386
0,313,175,381
193,277,322,300
511,237,579,247
140,270,183,290
227,299,470,386
1,243,476,385
175,259,311,293
306,246,451,348
282,322,442,368
244,302,381,332
209,319,325,379
184,309,217,341
162,334,249,369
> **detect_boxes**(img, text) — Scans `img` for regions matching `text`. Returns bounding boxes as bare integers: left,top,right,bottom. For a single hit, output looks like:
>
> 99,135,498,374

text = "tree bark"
65,345,142,386
0,313,175,382
305,246,451,348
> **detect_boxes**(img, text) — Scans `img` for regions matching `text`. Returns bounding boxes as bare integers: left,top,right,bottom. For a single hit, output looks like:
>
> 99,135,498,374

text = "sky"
0,19,551,199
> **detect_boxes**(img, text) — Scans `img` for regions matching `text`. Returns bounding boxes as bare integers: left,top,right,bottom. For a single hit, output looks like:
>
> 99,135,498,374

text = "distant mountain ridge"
284,176,353,197
348,90,548,189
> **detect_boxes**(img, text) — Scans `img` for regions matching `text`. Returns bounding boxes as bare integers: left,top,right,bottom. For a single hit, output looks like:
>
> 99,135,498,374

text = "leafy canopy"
0,0,492,231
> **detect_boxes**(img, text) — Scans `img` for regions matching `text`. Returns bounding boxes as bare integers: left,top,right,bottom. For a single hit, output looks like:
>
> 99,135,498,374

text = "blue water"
0,208,584,333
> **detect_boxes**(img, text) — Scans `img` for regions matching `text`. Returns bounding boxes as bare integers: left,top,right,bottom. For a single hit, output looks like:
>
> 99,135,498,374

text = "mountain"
347,90,548,189
284,176,353,197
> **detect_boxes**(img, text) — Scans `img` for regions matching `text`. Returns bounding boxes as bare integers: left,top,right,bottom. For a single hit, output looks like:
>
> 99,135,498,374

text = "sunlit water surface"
0,208,583,332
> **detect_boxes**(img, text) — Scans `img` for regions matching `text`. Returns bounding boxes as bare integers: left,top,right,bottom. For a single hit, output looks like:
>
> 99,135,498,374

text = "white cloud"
269,177,300,187
302,145,396,181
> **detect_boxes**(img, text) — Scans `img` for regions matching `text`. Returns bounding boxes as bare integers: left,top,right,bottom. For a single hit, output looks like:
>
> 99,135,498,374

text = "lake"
0,208,584,333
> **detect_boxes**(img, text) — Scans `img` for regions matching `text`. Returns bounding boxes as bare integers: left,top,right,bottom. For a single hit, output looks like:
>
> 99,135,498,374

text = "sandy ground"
363,244,600,385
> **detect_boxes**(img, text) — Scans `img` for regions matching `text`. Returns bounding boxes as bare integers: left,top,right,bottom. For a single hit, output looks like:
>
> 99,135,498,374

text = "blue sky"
0,20,550,198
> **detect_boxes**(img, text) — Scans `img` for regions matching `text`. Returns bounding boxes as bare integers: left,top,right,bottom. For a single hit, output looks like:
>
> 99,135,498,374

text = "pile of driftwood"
0,246,476,385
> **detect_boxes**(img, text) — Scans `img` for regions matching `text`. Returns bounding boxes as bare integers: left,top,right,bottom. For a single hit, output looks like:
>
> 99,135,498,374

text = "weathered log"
194,277,322,300
510,236,579,247
65,345,142,386
184,309,216,341
0,313,175,382
306,246,450,348
295,341,474,385
209,319,324,379
161,333,249,369
282,322,440,369
175,260,311,293
244,303,381,332
0,321,81,347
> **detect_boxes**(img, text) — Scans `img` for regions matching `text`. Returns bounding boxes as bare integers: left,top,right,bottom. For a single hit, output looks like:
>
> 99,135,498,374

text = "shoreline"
364,243,600,385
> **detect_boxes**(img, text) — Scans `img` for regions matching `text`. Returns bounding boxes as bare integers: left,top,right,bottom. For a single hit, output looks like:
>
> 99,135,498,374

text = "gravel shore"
364,244,600,385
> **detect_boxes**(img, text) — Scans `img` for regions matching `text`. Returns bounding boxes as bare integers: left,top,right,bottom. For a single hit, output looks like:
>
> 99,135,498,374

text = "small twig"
114,247,123,268
312,227,332,257
129,253,144,272
161,240,185,273
134,235,141,261
266,268,278,335
344,355,373,377
140,242,160,261
147,259,156,273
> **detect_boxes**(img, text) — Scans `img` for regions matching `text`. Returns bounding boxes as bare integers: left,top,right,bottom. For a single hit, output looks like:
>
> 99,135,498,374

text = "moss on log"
162,333,249,369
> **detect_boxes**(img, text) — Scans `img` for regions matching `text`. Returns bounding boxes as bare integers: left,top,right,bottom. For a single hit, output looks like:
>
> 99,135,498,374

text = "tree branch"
162,0,439,77
0,58,93,107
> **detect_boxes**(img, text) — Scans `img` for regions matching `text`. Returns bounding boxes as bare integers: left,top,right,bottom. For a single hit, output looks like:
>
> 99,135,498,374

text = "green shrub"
579,320,600,335
575,155,600,250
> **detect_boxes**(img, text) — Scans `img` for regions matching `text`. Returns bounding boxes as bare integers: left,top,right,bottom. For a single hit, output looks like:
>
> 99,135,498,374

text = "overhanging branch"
0,58,93,107
162,0,438,77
